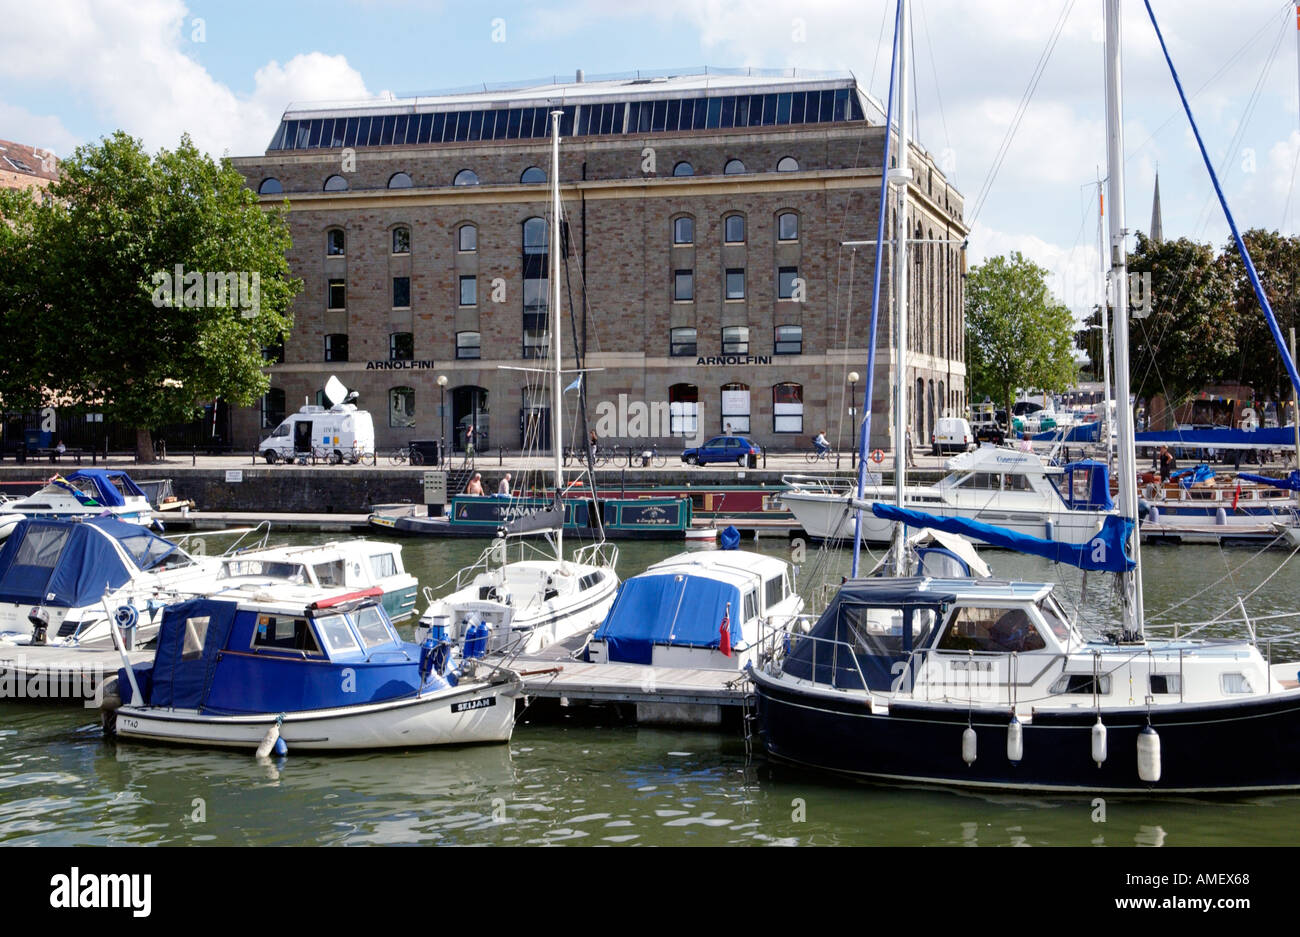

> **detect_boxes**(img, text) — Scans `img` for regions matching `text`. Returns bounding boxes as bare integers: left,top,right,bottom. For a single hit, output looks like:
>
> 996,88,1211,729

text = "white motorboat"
781,445,1116,545
2,470,154,530
584,549,803,671
109,583,520,750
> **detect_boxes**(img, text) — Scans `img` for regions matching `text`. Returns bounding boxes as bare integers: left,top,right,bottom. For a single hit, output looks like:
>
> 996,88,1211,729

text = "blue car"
681,435,762,467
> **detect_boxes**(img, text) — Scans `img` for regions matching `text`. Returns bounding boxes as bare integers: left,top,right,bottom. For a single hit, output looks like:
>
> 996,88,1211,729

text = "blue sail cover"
1135,427,1296,450
1237,471,1300,492
593,573,742,665
62,470,147,507
870,503,1135,573
0,517,136,607
1031,421,1100,443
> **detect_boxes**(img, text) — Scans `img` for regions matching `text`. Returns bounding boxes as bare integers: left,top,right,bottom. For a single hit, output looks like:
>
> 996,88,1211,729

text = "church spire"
1150,170,1163,244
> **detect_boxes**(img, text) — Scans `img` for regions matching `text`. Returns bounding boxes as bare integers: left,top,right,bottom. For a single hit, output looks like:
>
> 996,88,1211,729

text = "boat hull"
112,677,520,750
751,668,1300,792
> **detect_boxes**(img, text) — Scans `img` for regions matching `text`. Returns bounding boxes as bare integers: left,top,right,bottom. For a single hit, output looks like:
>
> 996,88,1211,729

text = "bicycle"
628,443,668,468
387,445,425,466
805,446,834,464
594,444,622,468
347,445,376,466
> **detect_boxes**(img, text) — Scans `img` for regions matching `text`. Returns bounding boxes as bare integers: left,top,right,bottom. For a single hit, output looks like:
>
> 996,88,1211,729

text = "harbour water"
3,531,1300,846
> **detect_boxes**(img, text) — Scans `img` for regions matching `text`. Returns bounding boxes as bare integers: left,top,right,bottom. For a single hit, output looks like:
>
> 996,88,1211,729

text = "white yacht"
2,470,154,533
781,445,1116,545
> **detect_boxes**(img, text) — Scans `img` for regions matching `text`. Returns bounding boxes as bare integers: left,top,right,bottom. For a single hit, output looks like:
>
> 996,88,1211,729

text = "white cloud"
0,0,368,158
0,101,79,157
967,220,1104,319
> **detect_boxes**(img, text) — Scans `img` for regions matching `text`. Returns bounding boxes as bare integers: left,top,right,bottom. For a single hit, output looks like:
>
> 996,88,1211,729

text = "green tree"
0,132,300,460
965,252,1077,427
1127,233,1235,427
1217,228,1300,404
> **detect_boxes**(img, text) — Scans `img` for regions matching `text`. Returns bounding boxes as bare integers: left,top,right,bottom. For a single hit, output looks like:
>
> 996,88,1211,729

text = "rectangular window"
430,112,446,143
390,332,413,360
389,387,415,428
722,326,749,354
459,225,477,252
523,312,548,359
725,268,745,301
778,267,799,300
324,334,349,363
456,331,481,360
670,328,697,357
774,383,804,433
459,275,477,307
393,277,410,309
370,553,398,579
674,269,694,302
721,385,751,433
522,278,549,311
774,324,803,355
327,279,346,310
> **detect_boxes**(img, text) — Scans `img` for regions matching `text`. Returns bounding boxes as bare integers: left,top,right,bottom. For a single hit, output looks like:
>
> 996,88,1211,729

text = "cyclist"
813,430,830,458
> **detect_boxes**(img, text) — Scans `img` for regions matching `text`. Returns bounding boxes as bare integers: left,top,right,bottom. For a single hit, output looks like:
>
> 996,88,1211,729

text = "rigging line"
868,0,892,102
968,0,1077,226
1124,0,1293,163
833,249,858,454
1144,532,1296,622
917,0,950,150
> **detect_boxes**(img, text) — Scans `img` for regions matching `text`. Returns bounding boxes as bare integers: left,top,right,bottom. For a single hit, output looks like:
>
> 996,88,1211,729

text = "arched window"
261,388,286,429
458,224,477,252
724,159,747,174
388,172,413,189
776,156,799,172
773,383,804,433
258,177,283,195
669,383,699,436
523,217,547,254
672,216,694,245
390,332,413,361
456,331,481,360
673,161,695,177
389,386,415,428
777,211,799,241
721,382,751,433
454,169,479,186
724,214,745,244
323,174,349,191
520,166,546,184
326,229,345,256
392,226,410,254
915,377,925,436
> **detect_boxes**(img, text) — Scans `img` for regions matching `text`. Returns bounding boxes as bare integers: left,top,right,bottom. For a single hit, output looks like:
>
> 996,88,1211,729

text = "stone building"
229,68,968,455
0,139,58,198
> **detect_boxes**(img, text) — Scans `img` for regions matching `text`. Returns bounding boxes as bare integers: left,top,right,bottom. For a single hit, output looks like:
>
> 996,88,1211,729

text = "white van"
931,417,975,455
258,404,375,464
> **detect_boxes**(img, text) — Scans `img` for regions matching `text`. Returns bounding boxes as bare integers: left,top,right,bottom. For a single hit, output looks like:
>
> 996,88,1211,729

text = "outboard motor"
27,606,49,646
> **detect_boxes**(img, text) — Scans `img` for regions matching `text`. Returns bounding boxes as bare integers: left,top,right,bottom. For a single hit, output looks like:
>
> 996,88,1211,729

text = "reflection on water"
1,533,1299,845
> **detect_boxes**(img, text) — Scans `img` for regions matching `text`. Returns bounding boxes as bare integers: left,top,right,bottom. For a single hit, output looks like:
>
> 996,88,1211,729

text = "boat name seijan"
452,697,496,713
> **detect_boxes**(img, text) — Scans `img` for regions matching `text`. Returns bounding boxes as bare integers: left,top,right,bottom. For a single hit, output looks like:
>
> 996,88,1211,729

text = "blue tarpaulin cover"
61,470,147,507
1237,471,1300,491
1170,463,1215,488
870,503,1136,573
0,517,135,607
1030,422,1100,443
146,597,239,709
1135,427,1296,449
719,525,741,550
594,573,742,664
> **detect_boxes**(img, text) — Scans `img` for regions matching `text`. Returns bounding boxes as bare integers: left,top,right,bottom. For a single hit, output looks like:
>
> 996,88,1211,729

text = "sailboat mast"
1104,0,1144,639
1096,176,1114,465
550,109,564,558
890,0,912,570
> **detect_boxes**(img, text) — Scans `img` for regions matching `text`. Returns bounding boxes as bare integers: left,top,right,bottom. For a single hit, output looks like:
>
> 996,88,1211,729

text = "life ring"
870,449,885,464
114,605,139,630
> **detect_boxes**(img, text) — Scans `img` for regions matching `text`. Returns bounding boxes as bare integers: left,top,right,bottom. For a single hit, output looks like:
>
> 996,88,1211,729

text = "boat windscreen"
351,605,398,649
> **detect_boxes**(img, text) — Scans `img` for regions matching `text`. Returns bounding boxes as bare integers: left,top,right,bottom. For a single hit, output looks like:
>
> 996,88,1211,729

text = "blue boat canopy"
1053,460,1115,511
870,503,1136,573
1170,463,1214,489
0,517,146,608
593,572,743,665
57,470,147,508
783,578,958,691
1135,427,1296,450
144,597,240,709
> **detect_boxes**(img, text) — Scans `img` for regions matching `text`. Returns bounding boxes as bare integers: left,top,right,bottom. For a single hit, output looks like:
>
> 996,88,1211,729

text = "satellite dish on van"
324,376,348,407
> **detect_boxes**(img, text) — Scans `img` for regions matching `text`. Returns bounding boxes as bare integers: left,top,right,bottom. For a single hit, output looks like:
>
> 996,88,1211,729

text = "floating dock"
0,644,150,706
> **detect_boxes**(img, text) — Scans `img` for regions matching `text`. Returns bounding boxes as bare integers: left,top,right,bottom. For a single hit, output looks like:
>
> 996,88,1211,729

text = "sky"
3,0,1299,320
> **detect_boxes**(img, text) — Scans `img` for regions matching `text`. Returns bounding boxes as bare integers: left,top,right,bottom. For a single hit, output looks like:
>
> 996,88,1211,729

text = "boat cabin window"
181,616,209,661
1149,674,1181,695
369,553,398,578
351,605,399,650
1221,673,1254,694
743,591,757,622
578,572,601,591
312,560,347,586
1035,595,1073,642
221,560,307,583
253,615,323,655
841,603,937,655
313,614,360,655
13,526,69,567
1050,674,1111,695
764,574,786,610
937,606,1046,653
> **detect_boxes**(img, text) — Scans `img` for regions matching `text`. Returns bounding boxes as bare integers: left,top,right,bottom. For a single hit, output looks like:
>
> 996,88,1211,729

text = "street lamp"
848,371,860,469
437,374,448,466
